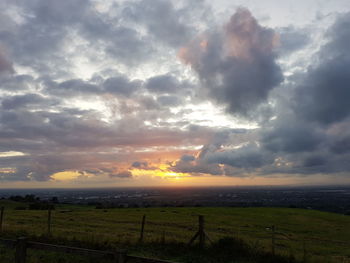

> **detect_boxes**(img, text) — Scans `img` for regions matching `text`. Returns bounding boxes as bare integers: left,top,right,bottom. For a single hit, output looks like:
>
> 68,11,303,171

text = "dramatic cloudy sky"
1,0,350,188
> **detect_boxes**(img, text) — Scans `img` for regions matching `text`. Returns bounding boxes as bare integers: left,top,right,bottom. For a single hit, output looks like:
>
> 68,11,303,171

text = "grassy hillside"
0,200,349,262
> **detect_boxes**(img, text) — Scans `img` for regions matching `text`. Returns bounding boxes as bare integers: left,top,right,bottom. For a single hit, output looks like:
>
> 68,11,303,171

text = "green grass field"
0,200,349,262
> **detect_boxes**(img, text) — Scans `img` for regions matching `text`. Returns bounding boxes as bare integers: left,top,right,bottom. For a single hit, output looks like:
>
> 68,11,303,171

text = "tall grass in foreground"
0,235,300,263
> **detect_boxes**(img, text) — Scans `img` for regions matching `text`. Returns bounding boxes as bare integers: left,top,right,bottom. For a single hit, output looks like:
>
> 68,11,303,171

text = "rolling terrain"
0,200,349,262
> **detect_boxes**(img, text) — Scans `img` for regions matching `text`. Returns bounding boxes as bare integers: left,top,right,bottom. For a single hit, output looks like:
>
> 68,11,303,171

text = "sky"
1,0,350,188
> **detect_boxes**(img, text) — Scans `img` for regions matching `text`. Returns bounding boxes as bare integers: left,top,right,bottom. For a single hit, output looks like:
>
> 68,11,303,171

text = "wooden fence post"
116,249,127,263
271,225,275,256
161,230,165,245
303,239,307,263
198,215,205,248
47,207,52,236
0,206,4,232
188,215,211,248
15,237,27,263
139,214,146,243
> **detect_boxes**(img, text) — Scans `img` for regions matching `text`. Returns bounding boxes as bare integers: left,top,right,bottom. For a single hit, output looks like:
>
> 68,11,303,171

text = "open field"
0,200,349,262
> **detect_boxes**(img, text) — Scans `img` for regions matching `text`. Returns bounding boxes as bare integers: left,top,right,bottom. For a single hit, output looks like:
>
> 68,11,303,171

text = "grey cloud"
0,104,214,154
302,155,327,168
205,143,274,169
0,75,36,91
102,26,155,66
171,158,223,176
180,155,195,162
276,26,310,55
26,0,89,25
196,12,350,176
57,79,100,95
171,129,252,176
329,136,350,154
197,129,244,159
171,153,224,176
145,74,184,94
326,120,350,154
3,2,350,182
103,76,141,96
180,8,283,117
294,12,350,124
0,0,89,74
0,49,13,73
0,154,84,182
157,95,182,107
0,149,132,182
131,161,148,169
261,115,324,153
137,96,160,111
42,73,185,103
79,4,156,66
1,94,58,110
109,170,132,178
122,0,193,47
42,73,141,98
0,0,156,76
295,59,350,125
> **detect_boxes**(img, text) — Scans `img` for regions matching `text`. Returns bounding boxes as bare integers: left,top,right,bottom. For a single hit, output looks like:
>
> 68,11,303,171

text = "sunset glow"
1,0,350,188
130,166,190,181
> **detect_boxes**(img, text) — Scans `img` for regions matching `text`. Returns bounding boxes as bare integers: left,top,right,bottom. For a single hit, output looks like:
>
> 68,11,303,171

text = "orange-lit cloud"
51,170,91,181
224,8,279,60
130,162,191,181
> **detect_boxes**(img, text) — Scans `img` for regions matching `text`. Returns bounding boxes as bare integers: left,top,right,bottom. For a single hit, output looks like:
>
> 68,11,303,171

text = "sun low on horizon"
1,0,350,188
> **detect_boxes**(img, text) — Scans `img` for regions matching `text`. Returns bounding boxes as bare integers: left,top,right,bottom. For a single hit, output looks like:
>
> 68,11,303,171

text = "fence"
0,207,209,247
0,206,349,263
0,237,176,263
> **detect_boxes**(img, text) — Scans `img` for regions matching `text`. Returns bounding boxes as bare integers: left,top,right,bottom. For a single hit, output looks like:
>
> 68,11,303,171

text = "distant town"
1,186,350,215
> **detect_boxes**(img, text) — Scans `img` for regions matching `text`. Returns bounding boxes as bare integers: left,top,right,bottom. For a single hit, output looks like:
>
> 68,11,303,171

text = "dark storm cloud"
295,59,350,125
329,136,350,154
179,8,283,117
261,114,324,153
205,143,274,169
294,12,350,125
302,155,327,168
193,12,350,176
